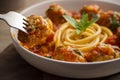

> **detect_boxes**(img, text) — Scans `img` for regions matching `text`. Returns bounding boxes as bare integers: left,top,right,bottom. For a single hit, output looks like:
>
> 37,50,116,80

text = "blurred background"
0,0,120,53
0,0,43,13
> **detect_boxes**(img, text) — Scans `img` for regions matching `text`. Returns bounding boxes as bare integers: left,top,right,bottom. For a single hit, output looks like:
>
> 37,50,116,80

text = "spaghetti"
54,22,113,52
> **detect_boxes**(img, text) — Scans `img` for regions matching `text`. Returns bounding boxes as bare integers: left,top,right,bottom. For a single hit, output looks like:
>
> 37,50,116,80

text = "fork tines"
23,18,29,26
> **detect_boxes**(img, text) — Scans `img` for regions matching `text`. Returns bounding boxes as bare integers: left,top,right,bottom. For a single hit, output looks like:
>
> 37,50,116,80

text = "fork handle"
0,14,4,19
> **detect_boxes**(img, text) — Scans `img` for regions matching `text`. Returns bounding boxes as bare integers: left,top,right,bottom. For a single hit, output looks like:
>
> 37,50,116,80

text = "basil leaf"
110,12,120,31
63,15,78,28
63,13,99,34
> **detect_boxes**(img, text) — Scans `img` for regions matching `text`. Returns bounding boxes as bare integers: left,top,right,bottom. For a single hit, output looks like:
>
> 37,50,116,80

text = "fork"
0,11,27,33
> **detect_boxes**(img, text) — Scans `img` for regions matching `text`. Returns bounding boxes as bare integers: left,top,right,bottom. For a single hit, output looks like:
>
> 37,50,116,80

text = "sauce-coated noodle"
54,22,113,52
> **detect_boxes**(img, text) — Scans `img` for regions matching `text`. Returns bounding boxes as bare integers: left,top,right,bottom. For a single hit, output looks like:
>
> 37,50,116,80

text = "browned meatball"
80,5,100,15
80,5,120,29
18,15,54,48
96,11,112,27
105,34,120,47
84,44,120,62
46,4,80,26
53,46,86,62
46,4,71,25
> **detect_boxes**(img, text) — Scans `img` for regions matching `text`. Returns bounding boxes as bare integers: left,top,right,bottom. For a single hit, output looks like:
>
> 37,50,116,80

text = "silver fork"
0,11,27,33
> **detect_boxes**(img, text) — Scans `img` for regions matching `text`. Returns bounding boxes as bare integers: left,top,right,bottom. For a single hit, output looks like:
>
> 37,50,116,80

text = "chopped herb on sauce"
109,12,120,31
73,49,82,56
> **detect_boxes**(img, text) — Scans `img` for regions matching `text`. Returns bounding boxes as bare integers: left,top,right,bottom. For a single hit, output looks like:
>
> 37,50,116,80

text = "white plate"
10,0,120,78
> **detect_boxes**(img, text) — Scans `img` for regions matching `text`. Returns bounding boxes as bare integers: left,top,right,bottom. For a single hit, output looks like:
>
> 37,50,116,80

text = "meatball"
18,15,54,48
80,5,120,29
84,44,120,62
80,5,100,15
105,34,120,47
53,46,86,62
46,4,80,26
46,4,71,25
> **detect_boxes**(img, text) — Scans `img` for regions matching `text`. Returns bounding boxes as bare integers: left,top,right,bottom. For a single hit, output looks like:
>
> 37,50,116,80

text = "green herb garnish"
25,25,36,32
56,46,63,50
90,12,100,19
73,49,82,56
109,12,120,31
45,55,52,58
63,14,99,34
